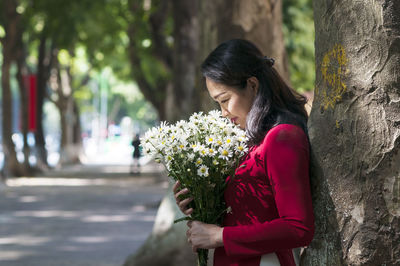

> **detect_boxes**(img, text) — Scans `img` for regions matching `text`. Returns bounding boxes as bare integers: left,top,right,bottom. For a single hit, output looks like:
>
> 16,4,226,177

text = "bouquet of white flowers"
141,110,248,266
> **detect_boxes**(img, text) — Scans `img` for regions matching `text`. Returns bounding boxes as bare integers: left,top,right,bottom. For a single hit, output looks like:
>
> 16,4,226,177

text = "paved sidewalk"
0,163,168,266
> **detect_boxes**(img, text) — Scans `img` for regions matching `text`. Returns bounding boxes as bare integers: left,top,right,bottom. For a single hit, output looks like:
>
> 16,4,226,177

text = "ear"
247,77,259,95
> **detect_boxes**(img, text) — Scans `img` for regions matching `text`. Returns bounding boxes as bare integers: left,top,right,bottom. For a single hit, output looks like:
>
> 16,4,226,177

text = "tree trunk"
55,63,82,166
127,0,169,121
302,1,400,265
35,31,52,169
16,29,34,175
1,0,24,178
16,55,31,174
165,0,201,121
200,0,290,83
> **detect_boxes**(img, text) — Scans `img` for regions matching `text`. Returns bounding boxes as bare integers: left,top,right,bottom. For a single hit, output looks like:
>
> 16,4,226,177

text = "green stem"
197,249,208,266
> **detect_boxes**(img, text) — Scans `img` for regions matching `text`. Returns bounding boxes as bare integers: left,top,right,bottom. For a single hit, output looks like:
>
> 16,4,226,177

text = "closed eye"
220,99,228,104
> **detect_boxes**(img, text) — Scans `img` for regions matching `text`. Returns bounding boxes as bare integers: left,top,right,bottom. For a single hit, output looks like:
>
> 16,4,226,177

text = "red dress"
214,124,315,266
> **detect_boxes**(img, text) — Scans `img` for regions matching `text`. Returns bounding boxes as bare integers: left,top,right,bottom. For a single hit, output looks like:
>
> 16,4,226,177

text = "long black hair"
201,39,308,146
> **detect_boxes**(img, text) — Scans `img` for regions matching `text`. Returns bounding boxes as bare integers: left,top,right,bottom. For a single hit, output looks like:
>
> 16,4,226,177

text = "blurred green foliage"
0,0,315,133
283,0,315,92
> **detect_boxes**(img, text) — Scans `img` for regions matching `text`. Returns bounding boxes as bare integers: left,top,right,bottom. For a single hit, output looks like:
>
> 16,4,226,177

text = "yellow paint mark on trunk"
316,44,348,110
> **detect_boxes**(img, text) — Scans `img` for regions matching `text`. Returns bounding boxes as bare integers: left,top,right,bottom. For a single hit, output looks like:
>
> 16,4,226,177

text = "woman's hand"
187,221,224,252
173,181,193,216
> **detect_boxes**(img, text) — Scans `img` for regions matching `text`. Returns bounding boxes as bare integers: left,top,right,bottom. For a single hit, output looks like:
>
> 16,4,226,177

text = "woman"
174,39,314,266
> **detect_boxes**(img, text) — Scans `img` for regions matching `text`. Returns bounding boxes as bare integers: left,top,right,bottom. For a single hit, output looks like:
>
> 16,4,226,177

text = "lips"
230,117,238,123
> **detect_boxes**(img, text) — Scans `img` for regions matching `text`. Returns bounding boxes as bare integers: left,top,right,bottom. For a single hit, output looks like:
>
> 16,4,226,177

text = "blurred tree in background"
0,0,315,176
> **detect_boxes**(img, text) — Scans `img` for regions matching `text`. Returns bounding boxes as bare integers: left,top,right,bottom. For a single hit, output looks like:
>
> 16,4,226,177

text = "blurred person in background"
130,133,141,174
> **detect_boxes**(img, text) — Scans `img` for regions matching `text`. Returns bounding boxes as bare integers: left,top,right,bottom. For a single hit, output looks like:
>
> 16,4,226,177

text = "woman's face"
206,77,258,129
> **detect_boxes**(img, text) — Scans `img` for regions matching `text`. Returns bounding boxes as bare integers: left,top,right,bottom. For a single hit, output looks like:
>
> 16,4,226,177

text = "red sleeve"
222,125,315,258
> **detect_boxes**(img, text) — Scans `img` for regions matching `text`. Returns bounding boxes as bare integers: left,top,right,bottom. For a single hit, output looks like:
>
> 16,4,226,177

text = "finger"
172,181,181,193
175,188,190,200
192,245,198,253
178,197,193,210
184,208,193,216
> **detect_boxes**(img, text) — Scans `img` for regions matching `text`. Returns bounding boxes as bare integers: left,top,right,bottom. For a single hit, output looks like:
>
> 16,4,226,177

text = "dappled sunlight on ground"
6,178,119,187
69,236,112,243
81,214,135,223
0,250,36,261
0,235,52,246
0,164,168,265
13,210,80,218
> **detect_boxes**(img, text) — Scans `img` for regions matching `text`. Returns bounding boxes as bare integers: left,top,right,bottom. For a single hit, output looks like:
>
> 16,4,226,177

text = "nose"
221,107,229,118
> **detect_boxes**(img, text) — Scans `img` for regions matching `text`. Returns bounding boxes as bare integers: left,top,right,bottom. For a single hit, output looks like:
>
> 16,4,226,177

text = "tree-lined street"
0,163,167,266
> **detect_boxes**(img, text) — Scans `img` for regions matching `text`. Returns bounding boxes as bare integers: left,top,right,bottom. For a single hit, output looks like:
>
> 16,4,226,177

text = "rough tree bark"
124,1,291,266
301,1,400,265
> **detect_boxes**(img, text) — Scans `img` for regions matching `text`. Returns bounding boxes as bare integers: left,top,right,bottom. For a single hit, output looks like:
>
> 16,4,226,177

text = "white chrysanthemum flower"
225,137,233,145
191,143,199,150
215,139,224,147
208,148,217,156
200,148,208,157
208,110,221,119
219,147,232,160
170,134,177,142
197,165,209,177
142,142,156,155
156,140,168,151
235,143,248,154
212,159,219,166
195,158,203,165
165,155,173,162
189,112,201,121
237,135,246,143
195,144,207,156
177,143,187,151
187,153,195,161
206,136,215,145
176,120,187,129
